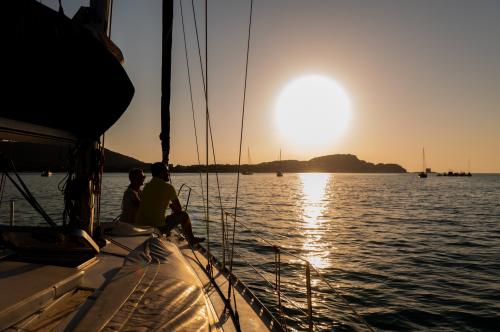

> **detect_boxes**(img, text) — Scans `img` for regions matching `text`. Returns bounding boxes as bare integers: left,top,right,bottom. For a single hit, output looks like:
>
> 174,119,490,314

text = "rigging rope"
58,146,75,227
226,0,254,314
190,0,228,279
94,135,105,227
179,2,371,330
58,0,64,14
179,0,207,225
204,0,212,278
0,173,6,208
1,158,57,227
108,0,114,38
191,0,226,230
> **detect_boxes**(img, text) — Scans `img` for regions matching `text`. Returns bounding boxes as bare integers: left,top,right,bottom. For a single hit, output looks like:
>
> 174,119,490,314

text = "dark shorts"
163,211,188,232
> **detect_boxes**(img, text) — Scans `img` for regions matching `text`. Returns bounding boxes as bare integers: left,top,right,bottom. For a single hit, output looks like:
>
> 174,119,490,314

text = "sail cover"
0,0,134,140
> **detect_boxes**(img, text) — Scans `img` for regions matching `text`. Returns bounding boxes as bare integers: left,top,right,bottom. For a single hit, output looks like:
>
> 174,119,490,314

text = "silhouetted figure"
120,168,145,224
136,162,204,245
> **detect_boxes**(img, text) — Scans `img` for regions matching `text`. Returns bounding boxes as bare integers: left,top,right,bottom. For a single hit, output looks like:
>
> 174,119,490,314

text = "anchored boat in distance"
242,146,254,175
418,148,428,178
40,170,52,177
277,149,284,177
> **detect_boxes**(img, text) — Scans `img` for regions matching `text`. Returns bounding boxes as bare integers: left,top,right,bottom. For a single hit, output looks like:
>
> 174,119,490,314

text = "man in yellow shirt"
136,162,204,245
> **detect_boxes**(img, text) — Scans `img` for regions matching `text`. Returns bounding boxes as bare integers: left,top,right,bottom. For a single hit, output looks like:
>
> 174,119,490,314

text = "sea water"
1,173,499,331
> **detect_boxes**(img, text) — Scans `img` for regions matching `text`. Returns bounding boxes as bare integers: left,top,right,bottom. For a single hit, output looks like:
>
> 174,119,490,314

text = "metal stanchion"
9,200,15,227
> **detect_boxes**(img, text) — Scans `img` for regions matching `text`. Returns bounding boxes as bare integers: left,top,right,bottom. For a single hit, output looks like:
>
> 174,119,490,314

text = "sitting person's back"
120,168,145,224
135,162,204,245
135,175,177,227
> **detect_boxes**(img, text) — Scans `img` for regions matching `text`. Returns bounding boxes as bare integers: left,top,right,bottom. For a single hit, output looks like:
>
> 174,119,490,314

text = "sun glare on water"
275,75,351,153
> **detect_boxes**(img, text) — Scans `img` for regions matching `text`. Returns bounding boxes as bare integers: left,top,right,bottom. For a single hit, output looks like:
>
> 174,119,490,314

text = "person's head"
150,162,170,181
128,168,145,188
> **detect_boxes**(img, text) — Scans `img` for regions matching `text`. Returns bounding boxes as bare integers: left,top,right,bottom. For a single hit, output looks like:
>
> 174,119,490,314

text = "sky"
47,0,500,172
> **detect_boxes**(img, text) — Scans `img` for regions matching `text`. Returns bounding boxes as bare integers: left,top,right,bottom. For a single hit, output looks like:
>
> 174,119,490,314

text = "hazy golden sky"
52,0,500,172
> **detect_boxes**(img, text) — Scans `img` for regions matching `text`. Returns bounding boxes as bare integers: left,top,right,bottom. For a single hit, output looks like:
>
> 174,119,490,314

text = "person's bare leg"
179,212,195,241
178,211,205,244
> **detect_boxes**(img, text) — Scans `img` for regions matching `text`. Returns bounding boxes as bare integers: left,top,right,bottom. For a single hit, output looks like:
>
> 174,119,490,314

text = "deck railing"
177,183,374,332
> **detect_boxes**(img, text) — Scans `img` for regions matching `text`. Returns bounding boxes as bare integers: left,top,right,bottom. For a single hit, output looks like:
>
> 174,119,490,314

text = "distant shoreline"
1,142,407,173
168,154,406,173
4,142,495,173
17,171,499,175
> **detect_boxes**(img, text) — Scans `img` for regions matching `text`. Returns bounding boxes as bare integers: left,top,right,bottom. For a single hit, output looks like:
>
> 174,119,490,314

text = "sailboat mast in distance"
423,148,426,172
242,146,253,175
277,149,283,176
418,147,427,178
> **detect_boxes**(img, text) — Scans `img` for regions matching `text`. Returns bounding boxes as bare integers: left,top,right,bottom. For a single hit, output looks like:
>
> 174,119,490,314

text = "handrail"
224,210,374,332
231,249,317,330
177,183,192,211
177,183,374,332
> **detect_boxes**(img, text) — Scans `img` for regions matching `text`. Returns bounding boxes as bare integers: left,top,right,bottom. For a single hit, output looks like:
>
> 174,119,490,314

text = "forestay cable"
191,0,225,220
1,158,57,227
227,0,254,315
179,0,206,216
192,0,227,277
204,0,212,277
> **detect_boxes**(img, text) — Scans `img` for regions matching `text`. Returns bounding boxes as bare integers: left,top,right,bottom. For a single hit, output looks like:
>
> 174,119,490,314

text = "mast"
160,0,174,165
276,149,283,176
69,0,113,236
90,0,111,33
422,148,426,173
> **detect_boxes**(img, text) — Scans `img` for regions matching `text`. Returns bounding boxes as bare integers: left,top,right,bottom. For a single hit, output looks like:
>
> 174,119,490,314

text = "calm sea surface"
1,173,499,331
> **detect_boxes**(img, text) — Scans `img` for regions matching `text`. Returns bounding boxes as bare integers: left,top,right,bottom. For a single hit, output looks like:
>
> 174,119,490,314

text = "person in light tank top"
120,168,145,224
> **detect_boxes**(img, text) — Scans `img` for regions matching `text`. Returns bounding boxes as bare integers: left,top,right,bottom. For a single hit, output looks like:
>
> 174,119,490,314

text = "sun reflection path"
299,173,331,269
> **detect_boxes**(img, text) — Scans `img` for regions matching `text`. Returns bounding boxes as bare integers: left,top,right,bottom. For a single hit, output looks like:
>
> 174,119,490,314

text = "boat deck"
181,243,279,332
0,261,83,330
0,223,281,331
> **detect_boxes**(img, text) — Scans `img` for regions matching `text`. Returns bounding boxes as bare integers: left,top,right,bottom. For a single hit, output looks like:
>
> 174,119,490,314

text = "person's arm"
122,188,140,209
170,198,183,213
131,191,141,206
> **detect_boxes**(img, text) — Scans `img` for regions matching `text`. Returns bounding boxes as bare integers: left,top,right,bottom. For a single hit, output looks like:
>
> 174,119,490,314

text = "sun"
275,75,351,152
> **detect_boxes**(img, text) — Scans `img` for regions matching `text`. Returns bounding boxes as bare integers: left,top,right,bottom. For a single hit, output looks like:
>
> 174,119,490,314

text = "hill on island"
0,141,149,172
0,142,406,173
173,154,406,173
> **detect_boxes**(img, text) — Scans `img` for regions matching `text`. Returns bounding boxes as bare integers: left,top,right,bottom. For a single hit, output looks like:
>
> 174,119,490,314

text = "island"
172,154,406,173
0,141,149,172
0,142,406,173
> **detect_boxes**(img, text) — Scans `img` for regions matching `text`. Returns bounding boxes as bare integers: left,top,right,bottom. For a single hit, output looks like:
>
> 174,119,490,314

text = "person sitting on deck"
135,162,205,245
120,168,145,224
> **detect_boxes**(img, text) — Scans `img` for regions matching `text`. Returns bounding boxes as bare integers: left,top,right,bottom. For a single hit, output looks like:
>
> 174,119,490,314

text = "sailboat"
276,149,284,177
418,148,428,178
242,146,254,175
0,1,378,331
40,170,53,177
0,1,281,331
467,157,472,176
